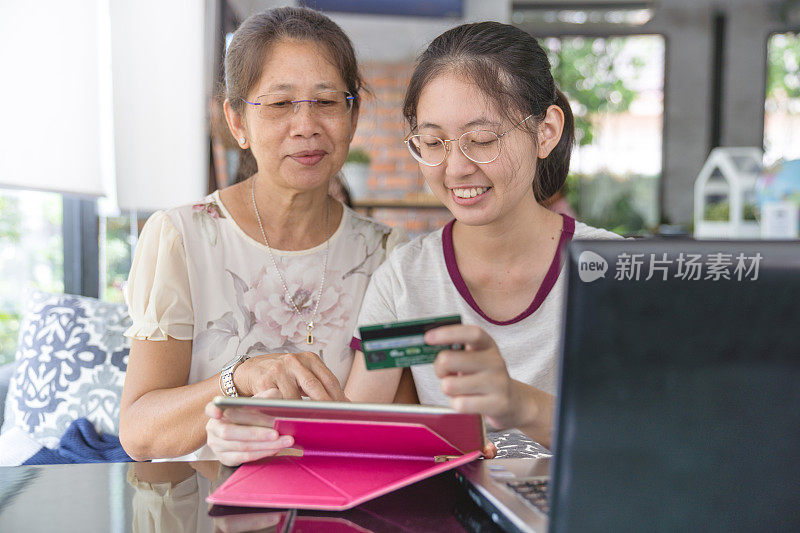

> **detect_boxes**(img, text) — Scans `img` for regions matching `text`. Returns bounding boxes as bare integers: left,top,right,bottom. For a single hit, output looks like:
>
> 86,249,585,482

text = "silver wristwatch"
219,354,249,397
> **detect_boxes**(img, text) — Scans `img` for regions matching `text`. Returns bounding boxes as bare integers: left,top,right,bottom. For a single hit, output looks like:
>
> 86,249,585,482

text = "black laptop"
457,240,800,533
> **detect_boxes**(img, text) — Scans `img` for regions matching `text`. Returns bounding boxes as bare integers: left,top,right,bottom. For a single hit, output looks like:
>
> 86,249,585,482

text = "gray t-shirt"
352,216,621,405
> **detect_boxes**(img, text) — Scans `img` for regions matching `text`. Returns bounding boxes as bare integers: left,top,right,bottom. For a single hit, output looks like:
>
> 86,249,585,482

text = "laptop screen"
550,240,799,532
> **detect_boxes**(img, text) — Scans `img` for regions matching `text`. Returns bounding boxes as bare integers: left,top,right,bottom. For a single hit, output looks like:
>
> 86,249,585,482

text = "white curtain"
0,0,208,211
0,1,112,197
110,0,208,211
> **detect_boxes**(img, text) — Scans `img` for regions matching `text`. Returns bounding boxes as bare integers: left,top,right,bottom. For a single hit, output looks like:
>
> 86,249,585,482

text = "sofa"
0,291,130,464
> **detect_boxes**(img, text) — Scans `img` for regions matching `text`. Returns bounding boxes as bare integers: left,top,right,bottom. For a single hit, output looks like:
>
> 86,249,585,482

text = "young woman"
206,21,620,466
119,7,409,462
343,21,621,451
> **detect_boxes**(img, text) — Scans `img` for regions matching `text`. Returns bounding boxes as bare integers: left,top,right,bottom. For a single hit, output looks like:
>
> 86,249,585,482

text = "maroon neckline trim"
350,336,362,352
442,214,575,326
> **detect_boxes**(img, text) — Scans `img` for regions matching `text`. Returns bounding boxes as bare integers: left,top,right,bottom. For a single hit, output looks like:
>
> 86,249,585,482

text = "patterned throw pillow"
1,290,131,448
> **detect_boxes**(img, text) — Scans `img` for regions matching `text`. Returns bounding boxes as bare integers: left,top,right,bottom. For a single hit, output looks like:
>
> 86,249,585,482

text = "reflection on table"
0,430,549,532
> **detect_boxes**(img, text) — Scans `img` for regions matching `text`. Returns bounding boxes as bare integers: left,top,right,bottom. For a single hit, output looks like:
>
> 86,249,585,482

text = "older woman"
207,21,622,467
119,7,406,461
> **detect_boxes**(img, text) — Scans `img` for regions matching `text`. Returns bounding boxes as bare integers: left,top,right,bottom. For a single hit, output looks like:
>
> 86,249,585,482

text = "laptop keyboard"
506,478,550,514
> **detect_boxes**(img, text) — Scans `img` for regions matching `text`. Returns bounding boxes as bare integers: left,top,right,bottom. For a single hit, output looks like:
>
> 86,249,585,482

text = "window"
545,34,665,235
0,190,140,364
764,31,800,163
0,189,64,365
100,212,137,303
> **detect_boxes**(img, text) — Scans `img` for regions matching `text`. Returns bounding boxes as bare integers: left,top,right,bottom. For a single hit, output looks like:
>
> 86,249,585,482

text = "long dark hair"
402,22,574,202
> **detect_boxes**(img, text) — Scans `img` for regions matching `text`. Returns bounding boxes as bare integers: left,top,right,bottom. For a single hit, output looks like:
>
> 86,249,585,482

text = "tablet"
208,397,486,510
213,396,486,453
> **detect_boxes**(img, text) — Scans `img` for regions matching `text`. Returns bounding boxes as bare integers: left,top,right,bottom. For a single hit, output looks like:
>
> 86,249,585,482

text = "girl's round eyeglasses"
405,114,533,166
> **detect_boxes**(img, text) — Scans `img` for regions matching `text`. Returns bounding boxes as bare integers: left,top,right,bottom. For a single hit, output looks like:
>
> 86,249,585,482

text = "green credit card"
359,315,462,370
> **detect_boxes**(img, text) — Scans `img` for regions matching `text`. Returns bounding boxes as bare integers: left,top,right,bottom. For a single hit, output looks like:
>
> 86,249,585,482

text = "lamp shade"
110,0,207,212
0,0,113,197
0,0,208,211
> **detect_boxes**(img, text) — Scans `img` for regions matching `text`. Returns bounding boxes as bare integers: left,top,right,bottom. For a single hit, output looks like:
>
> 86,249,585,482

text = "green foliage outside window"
0,191,64,366
546,36,658,234
0,195,22,364
565,172,656,236
0,196,22,242
0,311,20,365
764,32,800,162
546,37,641,146
103,215,135,303
766,32,800,102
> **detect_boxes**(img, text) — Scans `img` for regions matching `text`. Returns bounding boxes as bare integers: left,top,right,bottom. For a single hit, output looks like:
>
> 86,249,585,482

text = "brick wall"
351,62,453,236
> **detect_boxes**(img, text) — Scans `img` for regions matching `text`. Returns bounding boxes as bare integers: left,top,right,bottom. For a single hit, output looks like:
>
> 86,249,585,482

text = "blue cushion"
23,417,132,464
1,291,130,448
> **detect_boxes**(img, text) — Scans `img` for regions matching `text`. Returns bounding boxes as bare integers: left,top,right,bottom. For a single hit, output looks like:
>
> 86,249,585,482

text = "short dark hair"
402,22,574,202
225,6,365,116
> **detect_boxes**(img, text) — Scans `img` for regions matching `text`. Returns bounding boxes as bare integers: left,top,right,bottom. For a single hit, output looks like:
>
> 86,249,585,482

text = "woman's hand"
234,351,347,401
426,324,554,448
426,325,522,430
205,389,294,467
208,352,346,467
483,440,498,459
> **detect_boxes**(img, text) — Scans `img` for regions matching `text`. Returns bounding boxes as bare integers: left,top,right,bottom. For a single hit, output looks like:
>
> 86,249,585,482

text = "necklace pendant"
306,323,314,345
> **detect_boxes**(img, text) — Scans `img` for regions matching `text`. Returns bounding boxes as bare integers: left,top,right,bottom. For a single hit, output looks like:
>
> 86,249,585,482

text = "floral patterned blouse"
124,190,405,459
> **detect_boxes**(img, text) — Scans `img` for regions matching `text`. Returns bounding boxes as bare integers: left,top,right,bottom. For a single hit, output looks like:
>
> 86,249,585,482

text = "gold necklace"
250,177,330,345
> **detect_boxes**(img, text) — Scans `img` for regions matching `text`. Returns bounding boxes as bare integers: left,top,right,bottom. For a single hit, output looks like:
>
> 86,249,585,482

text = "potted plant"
342,148,371,199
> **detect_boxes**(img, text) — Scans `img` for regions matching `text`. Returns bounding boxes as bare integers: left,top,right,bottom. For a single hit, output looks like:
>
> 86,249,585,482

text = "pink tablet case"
206,414,484,511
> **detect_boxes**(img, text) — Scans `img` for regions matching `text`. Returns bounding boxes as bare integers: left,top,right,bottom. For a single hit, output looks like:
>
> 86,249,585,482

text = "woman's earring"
240,137,246,146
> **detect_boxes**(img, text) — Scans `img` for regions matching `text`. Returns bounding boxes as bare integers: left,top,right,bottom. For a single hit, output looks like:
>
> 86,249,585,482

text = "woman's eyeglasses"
404,114,533,166
242,91,356,120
